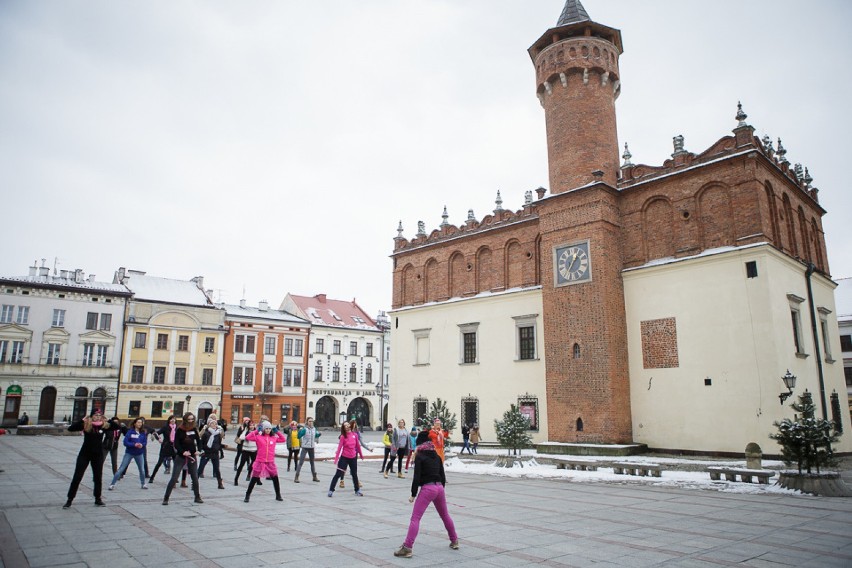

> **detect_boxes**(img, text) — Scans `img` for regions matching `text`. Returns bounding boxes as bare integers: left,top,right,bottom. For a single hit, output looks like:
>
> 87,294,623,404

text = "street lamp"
779,370,797,405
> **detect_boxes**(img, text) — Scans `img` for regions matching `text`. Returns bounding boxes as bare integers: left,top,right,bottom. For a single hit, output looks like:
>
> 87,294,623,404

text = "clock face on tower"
554,240,592,286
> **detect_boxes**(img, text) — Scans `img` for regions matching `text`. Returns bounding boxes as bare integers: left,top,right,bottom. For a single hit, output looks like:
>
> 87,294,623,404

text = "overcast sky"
1,0,850,318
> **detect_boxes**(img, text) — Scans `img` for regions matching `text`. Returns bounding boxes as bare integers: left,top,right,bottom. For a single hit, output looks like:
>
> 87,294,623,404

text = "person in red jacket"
428,418,448,462
243,421,285,502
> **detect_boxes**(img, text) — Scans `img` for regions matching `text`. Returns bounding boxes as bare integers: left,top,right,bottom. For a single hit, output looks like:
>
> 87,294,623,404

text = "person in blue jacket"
108,417,149,490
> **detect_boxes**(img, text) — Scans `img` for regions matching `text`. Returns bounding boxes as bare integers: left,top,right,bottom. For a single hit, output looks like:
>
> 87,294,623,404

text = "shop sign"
5,385,22,396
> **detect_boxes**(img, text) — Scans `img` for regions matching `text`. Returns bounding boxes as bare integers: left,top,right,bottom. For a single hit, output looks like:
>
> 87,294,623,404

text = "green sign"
6,385,22,396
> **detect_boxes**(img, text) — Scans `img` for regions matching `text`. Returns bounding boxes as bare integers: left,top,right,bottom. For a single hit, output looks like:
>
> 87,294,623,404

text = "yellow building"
114,268,226,425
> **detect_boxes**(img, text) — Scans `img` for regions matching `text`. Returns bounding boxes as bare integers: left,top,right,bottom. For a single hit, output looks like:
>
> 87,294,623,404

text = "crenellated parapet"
392,190,543,254
533,36,621,106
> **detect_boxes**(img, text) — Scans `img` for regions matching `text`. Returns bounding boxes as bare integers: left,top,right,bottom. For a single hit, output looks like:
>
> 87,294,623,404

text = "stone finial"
672,134,686,156
467,209,476,222
735,101,748,128
622,142,633,167
803,168,813,188
416,221,426,237
396,221,404,239
494,190,503,213
777,138,788,165
762,135,775,158
535,187,547,199
524,190,533,205
794,163,804,182
440,206,449,227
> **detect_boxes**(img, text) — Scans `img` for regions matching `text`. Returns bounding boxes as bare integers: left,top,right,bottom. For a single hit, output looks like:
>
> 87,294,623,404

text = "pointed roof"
557,0,590,26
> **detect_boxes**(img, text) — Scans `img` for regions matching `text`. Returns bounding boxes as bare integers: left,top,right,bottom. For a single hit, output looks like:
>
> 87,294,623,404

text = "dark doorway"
315,396,336,427
72,387,88,422
38,386,57,424
347,397,370,429
92,387,107,416
2,395,21,427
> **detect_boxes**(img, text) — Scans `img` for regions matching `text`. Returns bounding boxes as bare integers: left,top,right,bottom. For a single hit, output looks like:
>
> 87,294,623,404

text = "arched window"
72,386,88,422
92,387,107,416
576,417,584,432
573,343,581,359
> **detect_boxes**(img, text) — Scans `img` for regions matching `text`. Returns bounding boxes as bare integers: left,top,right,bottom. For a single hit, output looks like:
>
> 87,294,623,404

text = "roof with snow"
284,294,378,331
118,271,211,307
835,277,852,321
223,302,309,325
0,273,131,295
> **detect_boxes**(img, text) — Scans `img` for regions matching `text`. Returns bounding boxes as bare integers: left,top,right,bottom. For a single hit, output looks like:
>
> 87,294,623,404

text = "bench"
707,467,775,484
612,462,662,477
553,458,599,471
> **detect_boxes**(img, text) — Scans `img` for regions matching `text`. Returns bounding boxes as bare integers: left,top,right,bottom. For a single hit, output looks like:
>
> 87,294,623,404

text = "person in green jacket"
294,417,321,483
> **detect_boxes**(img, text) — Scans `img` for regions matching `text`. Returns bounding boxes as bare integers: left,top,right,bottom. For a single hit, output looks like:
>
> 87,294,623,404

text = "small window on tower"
746,261,758,278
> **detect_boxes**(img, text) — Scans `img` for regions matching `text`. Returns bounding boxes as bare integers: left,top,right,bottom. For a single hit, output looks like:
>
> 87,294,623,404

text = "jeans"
461,439,471,454
110,452,146,486
198,454,221,480
164,454,200,501
296,447,316,475
404,483,457,548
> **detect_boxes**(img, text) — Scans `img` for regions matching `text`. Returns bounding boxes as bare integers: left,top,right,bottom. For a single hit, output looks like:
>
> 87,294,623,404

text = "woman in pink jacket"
328,421,364,497
243,421,285,503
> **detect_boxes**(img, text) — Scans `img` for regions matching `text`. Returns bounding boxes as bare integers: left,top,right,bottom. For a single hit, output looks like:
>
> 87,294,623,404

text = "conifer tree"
494,404,533,456
416,397,457,434
770,390,841,474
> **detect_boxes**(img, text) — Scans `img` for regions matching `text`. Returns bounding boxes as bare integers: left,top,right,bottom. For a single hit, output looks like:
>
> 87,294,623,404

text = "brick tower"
531,1,632,443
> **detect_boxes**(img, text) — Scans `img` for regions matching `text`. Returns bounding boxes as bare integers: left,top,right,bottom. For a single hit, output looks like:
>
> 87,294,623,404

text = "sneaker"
450,541,459,550
94,500,105,507
355,490,364,496
62,500,72,509
142,484,149,490
327,491,334,498
162,500,169,506
394,546,413,558
108,485,115,491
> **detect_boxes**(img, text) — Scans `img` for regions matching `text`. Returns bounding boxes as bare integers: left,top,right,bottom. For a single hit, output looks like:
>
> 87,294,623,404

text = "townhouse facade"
1,263,130,426
836,277,852,417
115,268,226,426
221,300,310,425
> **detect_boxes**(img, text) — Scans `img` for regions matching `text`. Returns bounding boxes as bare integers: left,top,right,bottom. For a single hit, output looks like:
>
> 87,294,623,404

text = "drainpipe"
805,263,828,420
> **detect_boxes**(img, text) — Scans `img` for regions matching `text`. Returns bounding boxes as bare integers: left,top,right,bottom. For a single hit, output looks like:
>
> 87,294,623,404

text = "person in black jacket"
393,431,459,558
149,415,177,483
162,412,204,506
103,416,123,476
64,411,112,509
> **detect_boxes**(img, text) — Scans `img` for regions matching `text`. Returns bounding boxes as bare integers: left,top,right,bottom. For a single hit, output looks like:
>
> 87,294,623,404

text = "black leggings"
385,448,408,473
150,454,173,481
67,452,104,502
329,456,360,493
235,451,256,482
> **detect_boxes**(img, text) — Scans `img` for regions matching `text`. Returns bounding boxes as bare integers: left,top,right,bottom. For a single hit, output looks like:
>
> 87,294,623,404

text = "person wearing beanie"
162,412,204,506
243,420,286,502
64,411,112,508
393,430,459,558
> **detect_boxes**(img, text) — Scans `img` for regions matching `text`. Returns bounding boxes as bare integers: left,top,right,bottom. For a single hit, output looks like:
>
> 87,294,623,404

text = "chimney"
88,274,96,283
239,299,246,308
192,276,204,290
59,269,69,279
114,267,126,284
39,267,49,277
316,294,327,303
259,300,269,311
74,269,84,283
28,263,37,277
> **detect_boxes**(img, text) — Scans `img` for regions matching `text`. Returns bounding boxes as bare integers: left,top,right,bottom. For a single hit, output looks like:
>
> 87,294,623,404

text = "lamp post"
779,370,797,405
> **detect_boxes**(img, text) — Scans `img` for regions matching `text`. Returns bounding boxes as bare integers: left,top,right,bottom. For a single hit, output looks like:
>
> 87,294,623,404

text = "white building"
280,294,386,429
835,277,852,418
1,263,131,426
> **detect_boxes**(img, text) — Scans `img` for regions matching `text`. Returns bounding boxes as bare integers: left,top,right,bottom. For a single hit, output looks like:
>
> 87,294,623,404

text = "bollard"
745,442,762,470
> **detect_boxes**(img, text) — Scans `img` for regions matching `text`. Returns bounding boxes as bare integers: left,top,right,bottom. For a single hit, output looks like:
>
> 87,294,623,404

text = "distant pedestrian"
460,423,472,455
199,418,225,490
149,415,177,483
234,420,258,486
429,418,447,462
233,416,251,471
470,425,480,454
295,417,321,483
162,412,204,506
328,421,364,497
243,421,285,502
64,411,112,508
285,420,301,472
103,416,123,475
17,412,29,426
381,423,395,474
108,417,149,491
385,419,410,479
404,427,417,473
393,430,459,558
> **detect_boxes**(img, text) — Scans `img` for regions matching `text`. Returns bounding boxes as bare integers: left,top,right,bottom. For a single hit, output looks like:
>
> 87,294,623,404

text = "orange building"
221,300,310,425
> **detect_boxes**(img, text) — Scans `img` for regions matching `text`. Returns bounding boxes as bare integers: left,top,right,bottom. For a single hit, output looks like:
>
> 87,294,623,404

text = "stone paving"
1,434,851,568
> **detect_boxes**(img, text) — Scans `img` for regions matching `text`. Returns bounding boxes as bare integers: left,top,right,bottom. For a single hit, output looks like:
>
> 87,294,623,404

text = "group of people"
64,411,460,558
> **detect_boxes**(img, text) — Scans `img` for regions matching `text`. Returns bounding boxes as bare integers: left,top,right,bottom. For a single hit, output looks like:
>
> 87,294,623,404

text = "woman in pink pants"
394,431,459,558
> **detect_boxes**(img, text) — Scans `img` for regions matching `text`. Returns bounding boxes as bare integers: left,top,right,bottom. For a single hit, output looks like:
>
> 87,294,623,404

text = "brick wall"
640,317,679,369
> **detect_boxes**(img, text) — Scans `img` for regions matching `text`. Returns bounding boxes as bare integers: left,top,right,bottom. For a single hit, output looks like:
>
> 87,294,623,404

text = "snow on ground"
276,443,808,497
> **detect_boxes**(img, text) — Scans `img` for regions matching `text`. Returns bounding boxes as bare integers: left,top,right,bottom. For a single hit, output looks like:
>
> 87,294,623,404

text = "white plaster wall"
389,288,547,443
624,245,852,454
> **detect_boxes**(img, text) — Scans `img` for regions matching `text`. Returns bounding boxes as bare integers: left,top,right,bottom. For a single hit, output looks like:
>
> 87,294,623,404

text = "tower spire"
557,0,590,26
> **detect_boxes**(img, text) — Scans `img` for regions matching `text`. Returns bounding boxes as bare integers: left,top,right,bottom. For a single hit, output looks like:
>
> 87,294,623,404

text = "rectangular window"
284,338,293,356
264,336,276,355
177,335,189,351
202,368,213,385
246,336,255,354
157,333,168,350
235,335,245,353
366,343,373,357
519,398,539,430
52,309,66,327
293,369,302,388
153,367,166,384
842,335,852,352
134,332,147,349
151,401,163,418
204,337,215,353
463,332,477,364
131,366,144,383
173,402,184,417
414,398,428,424
86,312,98,330
233,367,243,385
745,261,758,278
82,343,95,366
128,401,140,418
282,368,292,387
349,365,357,382
96,345,108,367
845,367,852,387
244,368,254,386
316,338,324,353
15,306,29,325
10,341,24,364
365,366,373,383
46,343,61,365
292,405,301,424
0,305,13,323
333,340,341,355
820,319,832,361
314,365,323,381
791,309,804,354
332,365,340,382
350,341,358,356
294,339,303,357
174,368,187,385
99,313,111,331
264,368,274,392
0,340,7,363
414,328,430,365
519,326,535,360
